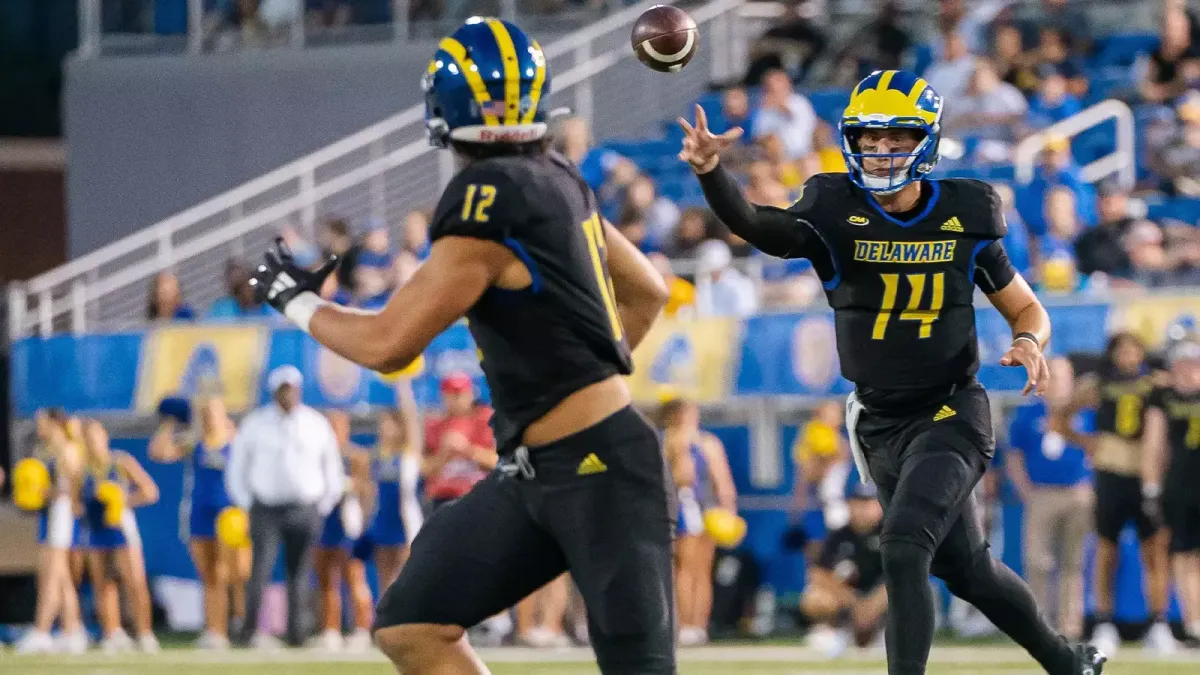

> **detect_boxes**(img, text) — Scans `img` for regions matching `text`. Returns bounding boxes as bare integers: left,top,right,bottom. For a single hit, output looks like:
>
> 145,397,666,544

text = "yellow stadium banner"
135,325,269,413
1109,294,1200,349
626,317,739,405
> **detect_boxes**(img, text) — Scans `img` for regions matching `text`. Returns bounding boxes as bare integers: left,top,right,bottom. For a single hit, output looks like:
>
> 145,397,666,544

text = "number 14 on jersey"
872,272,945,340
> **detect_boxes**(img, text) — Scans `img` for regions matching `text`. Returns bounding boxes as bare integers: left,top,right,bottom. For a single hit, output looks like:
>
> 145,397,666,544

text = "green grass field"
5,646,1200,674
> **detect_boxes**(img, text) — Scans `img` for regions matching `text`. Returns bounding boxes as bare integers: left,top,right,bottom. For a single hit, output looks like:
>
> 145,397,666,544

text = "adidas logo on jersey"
941,217,964,233
576,453,608,476
933,405,956,422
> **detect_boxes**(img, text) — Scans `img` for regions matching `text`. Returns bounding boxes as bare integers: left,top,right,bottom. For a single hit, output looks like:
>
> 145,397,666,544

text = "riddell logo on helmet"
478,128,539,142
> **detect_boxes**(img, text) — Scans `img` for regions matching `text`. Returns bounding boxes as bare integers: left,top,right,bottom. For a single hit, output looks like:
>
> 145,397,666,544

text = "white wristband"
283,291,327,333
1144,483,1162,499
1012,335,1039,349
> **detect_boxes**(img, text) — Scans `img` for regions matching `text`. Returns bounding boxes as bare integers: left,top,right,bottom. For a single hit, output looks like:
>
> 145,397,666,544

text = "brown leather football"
631,5,699,73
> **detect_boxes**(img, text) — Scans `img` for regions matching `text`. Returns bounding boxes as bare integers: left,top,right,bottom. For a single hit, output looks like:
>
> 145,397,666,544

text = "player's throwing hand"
1000,336,1050,397
677,104,743,174
249,237,339,313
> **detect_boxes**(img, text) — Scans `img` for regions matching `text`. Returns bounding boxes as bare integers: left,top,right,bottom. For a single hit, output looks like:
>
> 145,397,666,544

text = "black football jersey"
429,151,633,453
818,525,884,592
697,168,1017,412
1094,371,1154,440
1147,386,1200,496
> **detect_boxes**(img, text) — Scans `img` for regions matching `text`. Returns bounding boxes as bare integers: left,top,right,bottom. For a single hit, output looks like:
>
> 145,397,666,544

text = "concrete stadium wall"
63,35,716,259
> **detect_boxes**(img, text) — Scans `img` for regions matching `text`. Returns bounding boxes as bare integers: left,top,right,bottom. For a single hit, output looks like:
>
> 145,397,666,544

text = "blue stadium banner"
11,332,144,416
627,316,740,404
735,311,853,397
136,325,269,413
2,300,1125,415
735,303,1112,397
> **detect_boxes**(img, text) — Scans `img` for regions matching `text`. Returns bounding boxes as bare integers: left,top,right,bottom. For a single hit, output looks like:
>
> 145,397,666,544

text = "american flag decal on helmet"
480,100,507,118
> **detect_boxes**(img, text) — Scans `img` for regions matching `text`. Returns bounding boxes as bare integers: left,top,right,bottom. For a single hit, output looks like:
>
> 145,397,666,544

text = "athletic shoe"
14,631,54,655
571,622,589,647
312,629,343,652
196,632,229,651
137,633,160,654
344,629,373,652
100,630,134,654
1091,622,1120,658
250,633,283,651
56,631,89,654
1074,643,1107,675
1143,621,1178,655
678,626,705,647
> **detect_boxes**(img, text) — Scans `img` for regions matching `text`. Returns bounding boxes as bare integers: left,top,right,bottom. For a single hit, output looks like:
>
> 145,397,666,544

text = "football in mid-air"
631,5,698,73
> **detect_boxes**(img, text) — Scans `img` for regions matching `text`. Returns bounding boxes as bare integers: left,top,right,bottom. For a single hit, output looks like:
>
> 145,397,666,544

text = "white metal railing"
13,0,745,339
1014,99,1136,188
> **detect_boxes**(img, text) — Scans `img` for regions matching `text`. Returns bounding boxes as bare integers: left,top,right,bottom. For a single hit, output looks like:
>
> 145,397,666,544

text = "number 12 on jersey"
872,272,945,340
580,214,625,342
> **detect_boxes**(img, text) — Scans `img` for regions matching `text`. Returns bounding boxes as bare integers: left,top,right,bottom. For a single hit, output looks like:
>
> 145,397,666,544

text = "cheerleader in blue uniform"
313,411,373,651
14,409,87,654
661,398,737,647
79,420,160,653
149,396,250,649
367,397,423,590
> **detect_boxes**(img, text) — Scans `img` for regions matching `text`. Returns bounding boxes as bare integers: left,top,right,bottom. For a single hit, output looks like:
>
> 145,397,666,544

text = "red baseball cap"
440,372,473,394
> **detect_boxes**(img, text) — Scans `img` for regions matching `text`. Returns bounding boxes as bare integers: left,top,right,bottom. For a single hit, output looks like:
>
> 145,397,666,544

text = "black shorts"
854,379,993,556
1163,492,1200,553
1094,471,1159,542
374,405,676,674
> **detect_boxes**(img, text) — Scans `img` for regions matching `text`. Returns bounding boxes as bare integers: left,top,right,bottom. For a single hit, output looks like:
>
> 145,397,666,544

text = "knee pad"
880,539,933,582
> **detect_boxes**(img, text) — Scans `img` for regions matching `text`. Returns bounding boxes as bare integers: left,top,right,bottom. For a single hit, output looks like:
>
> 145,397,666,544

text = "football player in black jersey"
800,478,887,656
1057,332,1176,655
1140,339,1200,643
250,19,676,675
679,69,1104,675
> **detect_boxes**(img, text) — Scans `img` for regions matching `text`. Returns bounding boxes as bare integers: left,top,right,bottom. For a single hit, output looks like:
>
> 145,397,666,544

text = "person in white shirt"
923,30,977,104
693,239,759,318
751,69,818,161
226,365,345,649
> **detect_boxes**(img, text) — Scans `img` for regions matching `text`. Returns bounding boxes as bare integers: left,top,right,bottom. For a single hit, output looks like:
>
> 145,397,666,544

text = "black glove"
249,238,339,314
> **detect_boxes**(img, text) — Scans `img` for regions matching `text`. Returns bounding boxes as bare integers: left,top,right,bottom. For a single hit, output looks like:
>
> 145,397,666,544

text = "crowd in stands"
137,0,1200,323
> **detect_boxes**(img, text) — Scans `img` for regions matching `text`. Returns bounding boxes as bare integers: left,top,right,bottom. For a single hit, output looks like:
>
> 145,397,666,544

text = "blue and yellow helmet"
839,70,943,194
422,17,551,148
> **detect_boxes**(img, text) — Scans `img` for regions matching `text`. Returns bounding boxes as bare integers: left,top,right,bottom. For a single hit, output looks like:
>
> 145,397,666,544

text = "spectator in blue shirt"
1015,138,1096,238
991,184,1033,277
1003,356,1093,641
1027,71,1083,129
206,259,273,321
402,210,431,262
557,117,638,223
147,271,195,321
353,218,396,310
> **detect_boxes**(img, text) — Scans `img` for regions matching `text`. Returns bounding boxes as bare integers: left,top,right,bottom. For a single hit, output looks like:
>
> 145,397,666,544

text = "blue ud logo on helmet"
422,17,551,148
839,70,943,194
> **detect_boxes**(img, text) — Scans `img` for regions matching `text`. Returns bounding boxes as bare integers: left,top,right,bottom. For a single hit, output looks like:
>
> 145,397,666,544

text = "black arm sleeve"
696,164,810,258
973,240,1019,294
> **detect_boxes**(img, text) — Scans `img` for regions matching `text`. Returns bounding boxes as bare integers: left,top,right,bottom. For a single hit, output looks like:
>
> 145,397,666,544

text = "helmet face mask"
423,18,551,150
839,71,943,195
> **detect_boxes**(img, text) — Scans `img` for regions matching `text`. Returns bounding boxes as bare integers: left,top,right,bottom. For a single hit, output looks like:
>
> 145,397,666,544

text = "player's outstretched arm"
255,236,507,375
602,219,669,350
984,269,1051,397
677,105,805,258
